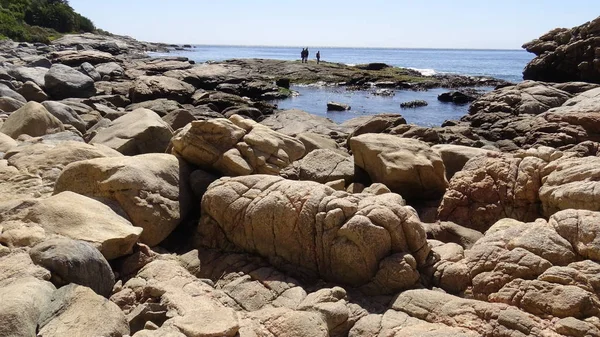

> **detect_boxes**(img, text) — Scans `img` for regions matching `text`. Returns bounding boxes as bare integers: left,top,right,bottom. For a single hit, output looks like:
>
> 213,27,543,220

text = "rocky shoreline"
1,17,600,337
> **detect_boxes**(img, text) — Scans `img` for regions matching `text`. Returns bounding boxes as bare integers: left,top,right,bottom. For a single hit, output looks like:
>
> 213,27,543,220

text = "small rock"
327,102,351,111
400,100,428,108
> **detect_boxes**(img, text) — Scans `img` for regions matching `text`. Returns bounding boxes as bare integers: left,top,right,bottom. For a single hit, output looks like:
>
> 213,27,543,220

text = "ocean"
149,46,534,126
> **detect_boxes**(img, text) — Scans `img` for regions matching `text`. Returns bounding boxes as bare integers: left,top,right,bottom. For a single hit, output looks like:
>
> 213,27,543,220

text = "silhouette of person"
300,48,304,62
316,51,320,64
305,48,309,62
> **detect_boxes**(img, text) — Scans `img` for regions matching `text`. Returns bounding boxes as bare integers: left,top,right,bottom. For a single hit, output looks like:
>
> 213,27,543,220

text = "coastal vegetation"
0,0,94,43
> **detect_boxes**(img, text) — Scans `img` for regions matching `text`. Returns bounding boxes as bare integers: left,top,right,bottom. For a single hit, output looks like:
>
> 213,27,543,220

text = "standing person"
316,51,321,64
300,48,304,62
305,48,309,62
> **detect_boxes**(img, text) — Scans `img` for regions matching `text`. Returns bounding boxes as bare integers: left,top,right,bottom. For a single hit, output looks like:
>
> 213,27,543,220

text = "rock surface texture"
523,16,600,83
1,26,600,337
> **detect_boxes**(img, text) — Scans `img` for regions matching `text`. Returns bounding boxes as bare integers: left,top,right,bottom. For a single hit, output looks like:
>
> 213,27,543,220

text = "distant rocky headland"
1,14,600,337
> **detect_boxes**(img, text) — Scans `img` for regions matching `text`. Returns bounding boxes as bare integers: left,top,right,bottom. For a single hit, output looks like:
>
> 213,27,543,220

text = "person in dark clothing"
316,51,320,64
305,48,309,62
300,48,305,62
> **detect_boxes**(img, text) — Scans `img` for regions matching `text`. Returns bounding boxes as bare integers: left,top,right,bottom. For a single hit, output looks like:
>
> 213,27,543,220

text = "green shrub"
0,0,96,41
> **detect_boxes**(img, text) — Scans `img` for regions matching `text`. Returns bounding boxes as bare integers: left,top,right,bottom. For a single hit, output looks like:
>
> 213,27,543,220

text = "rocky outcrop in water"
523,16,600,83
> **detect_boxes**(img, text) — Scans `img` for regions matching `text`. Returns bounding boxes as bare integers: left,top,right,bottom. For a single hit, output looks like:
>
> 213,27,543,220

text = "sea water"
149,46,533,126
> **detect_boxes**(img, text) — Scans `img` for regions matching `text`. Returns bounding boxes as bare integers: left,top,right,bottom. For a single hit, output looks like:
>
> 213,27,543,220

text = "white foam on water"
345,63,356,66
407,67,437,76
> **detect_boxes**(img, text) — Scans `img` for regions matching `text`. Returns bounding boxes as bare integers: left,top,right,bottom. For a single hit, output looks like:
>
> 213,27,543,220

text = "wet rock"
438,90,478,104
400,99,428,108
327,101,351,111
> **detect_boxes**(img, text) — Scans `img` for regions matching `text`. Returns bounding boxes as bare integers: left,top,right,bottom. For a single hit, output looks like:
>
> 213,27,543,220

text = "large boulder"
126,98,183,117
384,289,563,336
54,153,192,247
172,115,305,176
0,191,142,260
0,101,64,138
349,134,448,200
432,144,494,179
280,149,354,184
0,159,49,201
95,62,124,79
41,101,88,133
438,152,546,232
37,284,130,337
89,108,173,155
523,16,600,83
0,83,27,103
198,175,430,294
29,238,115,297
0,277,56,337
540,156,600,216
0,132,17,152
17,80,49,102
50,50,116,66
466,81,572,122
129,75,195,104
110,259,241,337
7,66,48,88
4,141,122,190
0,96,25,112
44,64,96,99
343,113,407,138
261,109,350,140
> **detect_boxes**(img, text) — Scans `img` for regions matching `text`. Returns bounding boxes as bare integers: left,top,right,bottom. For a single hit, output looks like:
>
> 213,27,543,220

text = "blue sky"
69,0,600,49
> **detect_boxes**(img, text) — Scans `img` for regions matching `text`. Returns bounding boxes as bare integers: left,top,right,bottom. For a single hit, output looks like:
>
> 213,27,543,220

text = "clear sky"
69,0,600,49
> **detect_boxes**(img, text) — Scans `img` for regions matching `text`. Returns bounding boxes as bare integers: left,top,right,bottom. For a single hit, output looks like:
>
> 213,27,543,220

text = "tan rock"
0,101,64,138
172,116,305,176
1,192,141,260
438,152,546,232
198,175,429,294
432,144,494,179
55,153,191,246
129,75,195,104
4,140,121,188
489,278,600,318
38,284,130,337
0,251,51,286
0,159,49,201
349,134,448,200
0,131,17,152
296,132,341,154
549,209,600,261
90,108,174,155
280,149,354,184
0,277,56,337
349,310,477,337
540,156,600,216
111,259,240,337
391,289,558,336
